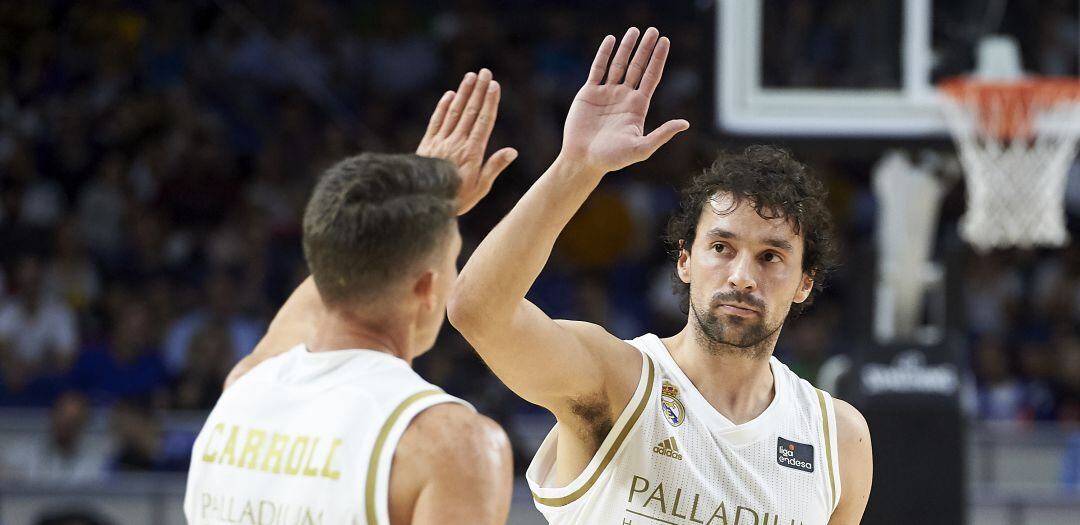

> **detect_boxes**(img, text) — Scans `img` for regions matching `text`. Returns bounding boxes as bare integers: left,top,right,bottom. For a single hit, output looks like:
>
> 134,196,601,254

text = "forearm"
452,155,604,326
253,276,323,357
225,276,323,388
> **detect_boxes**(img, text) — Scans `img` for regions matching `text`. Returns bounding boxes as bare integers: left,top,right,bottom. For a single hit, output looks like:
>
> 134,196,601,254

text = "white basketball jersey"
184,345,469,525
526,334,841,525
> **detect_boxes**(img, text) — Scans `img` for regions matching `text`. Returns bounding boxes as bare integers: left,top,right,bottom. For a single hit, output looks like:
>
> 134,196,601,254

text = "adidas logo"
652,436,683,460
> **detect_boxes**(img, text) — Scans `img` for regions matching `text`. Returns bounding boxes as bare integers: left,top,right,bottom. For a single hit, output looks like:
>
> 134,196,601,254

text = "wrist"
551,153,607,183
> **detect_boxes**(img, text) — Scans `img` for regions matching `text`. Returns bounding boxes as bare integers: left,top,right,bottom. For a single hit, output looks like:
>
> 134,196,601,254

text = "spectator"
109,401,193,472
974,337,1025,420
75,153,129,260
0,254,79,375
68,299,169,406
1,392,106,483
171,321,232,410
44,218,103,312
163,268,263,375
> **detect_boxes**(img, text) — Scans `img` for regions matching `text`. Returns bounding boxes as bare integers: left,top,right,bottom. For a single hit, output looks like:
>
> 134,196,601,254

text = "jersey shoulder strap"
365,387,470,525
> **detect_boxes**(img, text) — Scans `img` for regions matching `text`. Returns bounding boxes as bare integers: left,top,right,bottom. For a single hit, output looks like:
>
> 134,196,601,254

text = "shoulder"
389,404,512,517
389,404,513,523
832,398,871,455
829,398,873,523
396,403,511,471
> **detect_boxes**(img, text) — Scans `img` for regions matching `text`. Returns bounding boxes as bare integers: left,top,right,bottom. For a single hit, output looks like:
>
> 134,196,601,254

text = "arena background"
1,1,1079,524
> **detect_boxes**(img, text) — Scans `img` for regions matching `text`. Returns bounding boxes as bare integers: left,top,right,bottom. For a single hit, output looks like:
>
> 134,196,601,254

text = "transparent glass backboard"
717,0,1080,137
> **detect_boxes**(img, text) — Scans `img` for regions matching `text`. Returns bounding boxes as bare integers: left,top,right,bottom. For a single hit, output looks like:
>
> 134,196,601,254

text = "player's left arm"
389,404,513,525
828,399,873,525
223,70,516,388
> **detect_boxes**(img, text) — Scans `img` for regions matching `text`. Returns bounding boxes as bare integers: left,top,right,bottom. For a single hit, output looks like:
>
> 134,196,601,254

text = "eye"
762,251,783,263
712,243,727,254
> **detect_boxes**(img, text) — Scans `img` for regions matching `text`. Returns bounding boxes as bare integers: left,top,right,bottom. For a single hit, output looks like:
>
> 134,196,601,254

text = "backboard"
717,0,1080,137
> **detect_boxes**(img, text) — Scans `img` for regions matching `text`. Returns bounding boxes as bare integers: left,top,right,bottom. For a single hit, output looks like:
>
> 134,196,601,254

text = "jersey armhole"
815,388,843,515
364,389,471,525
528,351,655,509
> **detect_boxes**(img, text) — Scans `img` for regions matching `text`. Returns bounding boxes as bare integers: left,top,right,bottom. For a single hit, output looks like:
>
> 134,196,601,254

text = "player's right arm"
225,69,516,388
448,28,688,416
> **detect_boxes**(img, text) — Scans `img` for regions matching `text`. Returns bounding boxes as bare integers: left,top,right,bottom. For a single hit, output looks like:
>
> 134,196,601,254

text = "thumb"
480,147,519,188
639,119,690,159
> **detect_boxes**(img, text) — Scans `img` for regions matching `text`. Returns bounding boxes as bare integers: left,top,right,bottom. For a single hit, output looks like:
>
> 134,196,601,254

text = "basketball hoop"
938,77,1080,250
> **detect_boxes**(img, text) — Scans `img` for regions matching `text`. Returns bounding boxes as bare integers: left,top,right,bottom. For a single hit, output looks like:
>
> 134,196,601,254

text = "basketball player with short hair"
185,69,517,525
448,28,873,524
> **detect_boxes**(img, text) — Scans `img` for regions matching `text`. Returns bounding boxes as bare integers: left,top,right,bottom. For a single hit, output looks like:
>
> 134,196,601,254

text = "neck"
662,325,778,425
308,308,415,364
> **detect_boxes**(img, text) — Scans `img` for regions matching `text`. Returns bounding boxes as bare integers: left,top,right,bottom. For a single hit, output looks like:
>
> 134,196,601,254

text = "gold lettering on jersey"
671,488,688,518
320,438,343,480
219,425,240,466
689,493,706,523
645,483,667,513
302,437,321,477
707,502,727,525
199,491,324,524
239,428,267,469
629,475,650,502
625,474,805,525
200,424,344,481
734,506,758,524
261,433,289,473
285,436,309,475
202,423,225,463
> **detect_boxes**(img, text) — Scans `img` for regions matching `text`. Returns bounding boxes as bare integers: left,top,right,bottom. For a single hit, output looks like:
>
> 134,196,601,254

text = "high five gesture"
560,27,689,174
450,28,687,469
417,68,518,215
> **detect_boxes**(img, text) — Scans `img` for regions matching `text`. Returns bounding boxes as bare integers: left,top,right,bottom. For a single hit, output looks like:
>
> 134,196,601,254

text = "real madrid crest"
660,381,685,427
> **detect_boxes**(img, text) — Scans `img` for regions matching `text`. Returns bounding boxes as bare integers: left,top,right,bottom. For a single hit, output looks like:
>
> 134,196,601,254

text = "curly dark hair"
664,145,839,321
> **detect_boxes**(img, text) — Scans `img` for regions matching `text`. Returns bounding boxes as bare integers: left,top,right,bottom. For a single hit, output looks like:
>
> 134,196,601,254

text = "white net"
940,88,1080,250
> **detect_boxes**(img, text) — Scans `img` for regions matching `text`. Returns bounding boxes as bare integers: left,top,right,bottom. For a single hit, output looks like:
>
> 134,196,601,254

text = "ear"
793,272,814,304
412,270,439,311
676,239,691,284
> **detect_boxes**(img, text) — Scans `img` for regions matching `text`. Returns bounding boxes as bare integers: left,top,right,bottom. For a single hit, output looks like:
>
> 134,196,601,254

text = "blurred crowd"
1,0,1080,484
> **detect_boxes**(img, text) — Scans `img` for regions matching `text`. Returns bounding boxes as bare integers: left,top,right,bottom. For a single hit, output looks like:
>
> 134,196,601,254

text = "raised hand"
560,27,689,174
417,68,518,215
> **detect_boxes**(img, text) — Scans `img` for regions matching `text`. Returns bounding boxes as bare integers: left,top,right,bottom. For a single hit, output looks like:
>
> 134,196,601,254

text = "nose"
727,251,757,291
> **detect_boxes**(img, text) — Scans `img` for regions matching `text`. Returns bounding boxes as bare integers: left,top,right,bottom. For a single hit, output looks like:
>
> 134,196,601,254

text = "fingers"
480,147,518,188
423,90,454,143
638,36,670,98
466,80,501,154
587,35,616,84
605,27,640,85
639,119,690,158
439,72,478,137
623,27,659,88
453,68,493,139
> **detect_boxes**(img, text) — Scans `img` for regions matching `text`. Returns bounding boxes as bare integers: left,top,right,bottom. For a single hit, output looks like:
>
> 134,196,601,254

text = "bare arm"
389,404,513,525
224,69,516,387
224,276,321,388
828,399,874,525
448,27,688,414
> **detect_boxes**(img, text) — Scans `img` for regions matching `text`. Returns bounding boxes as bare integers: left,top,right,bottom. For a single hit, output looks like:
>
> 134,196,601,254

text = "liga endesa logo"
776,437,814,473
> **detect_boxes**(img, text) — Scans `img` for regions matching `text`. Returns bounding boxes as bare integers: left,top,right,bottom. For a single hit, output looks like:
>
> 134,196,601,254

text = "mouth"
716,303,759,316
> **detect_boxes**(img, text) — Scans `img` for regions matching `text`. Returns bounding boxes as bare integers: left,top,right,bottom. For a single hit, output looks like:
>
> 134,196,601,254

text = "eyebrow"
705,228,795,253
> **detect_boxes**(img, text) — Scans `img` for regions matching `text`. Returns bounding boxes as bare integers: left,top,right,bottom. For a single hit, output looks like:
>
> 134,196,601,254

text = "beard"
689,290,785,359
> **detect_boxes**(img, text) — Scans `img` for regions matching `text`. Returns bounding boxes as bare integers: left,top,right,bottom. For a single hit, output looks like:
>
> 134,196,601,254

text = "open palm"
562,27,689,174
